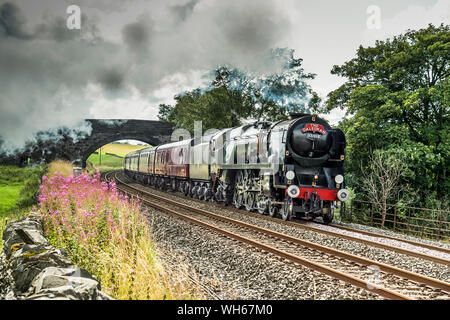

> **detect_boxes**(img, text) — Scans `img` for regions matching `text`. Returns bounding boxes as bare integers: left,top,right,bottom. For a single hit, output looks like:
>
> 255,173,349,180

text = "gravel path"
147,205,381,300
118,175,449,283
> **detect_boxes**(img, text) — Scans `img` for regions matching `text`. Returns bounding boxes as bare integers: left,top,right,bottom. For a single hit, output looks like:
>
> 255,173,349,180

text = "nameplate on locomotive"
301,124,326,135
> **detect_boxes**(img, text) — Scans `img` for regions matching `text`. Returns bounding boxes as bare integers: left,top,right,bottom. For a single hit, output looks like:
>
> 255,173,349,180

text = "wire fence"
338,200,450,242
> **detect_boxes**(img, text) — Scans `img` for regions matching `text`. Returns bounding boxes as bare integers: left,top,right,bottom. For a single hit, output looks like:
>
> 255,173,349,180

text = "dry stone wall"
0,215,112,300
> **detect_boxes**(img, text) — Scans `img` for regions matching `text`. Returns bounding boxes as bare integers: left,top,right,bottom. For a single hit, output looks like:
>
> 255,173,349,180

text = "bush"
46,160,74,178
37,170,201,299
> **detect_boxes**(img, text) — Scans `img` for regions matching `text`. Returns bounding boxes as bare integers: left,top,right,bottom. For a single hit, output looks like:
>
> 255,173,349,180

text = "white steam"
0,0,297,153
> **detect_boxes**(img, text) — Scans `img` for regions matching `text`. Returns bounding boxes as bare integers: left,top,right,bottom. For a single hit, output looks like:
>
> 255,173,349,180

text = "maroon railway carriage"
125,139,191,192
153,140,190,190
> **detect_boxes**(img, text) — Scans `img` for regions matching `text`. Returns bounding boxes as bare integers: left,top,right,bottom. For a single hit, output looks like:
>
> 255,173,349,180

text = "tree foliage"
327,24,449,207
158,86,254,134
158,48,319,133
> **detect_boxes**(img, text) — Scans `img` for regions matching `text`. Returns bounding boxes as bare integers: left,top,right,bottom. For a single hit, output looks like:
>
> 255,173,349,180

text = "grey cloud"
122,20,150,49
97,68,125,91
35,16,80,42
220,5,287,54
0,1,123,152
64,0,136,13
171,0,199,21
0,0,294,153
0,2,31,39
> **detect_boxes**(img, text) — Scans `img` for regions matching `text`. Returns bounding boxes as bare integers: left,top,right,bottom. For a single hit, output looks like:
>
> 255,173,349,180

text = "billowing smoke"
204,48,316,112
0,1,119,154
0,0,299,155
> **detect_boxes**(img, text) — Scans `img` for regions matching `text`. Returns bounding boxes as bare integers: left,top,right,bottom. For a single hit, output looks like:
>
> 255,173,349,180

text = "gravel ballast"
147,206,381,300
118,174,449,284
308,222,450,260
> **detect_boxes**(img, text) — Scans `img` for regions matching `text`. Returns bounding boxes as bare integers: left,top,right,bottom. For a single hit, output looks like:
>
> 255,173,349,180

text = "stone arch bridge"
21,119,174,167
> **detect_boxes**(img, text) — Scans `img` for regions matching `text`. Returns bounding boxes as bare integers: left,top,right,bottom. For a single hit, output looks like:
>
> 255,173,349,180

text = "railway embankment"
0,215,112,300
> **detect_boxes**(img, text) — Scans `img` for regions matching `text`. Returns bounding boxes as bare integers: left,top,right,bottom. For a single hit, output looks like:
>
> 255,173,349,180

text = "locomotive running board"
217,164,272,170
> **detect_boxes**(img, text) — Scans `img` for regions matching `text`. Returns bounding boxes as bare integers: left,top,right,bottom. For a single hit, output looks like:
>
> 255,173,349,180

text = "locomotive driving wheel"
268,201,279,218
244,192,256,211
322,203,334,224
233,170,245,209
280,197,293,221
256,194,269,215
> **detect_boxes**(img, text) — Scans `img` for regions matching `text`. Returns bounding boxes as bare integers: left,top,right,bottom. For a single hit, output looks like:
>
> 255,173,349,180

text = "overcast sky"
0,0,448,150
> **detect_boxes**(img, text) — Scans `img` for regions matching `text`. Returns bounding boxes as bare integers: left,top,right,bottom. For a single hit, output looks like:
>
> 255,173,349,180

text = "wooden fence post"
407,208,411,235
350,201,353,223
438,210,443,240
420,209,425,238
393,206,397,231
370,203,374,227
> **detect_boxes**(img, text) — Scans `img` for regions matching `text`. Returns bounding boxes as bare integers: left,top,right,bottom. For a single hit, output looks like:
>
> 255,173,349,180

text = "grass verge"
0,164,49,252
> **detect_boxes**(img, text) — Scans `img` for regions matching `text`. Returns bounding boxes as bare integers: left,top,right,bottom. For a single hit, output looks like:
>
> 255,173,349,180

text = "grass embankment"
37,161,201,299
87,143,149,172
0,165,45,214
0,164,48,252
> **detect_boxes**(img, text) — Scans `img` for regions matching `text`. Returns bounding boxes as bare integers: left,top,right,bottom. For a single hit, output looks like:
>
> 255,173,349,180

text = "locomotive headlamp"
286,170,295,180
334,174,344,184
337,189,349,202
287,185,300,198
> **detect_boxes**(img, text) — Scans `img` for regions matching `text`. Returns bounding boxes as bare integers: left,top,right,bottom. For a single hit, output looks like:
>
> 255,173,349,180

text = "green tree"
213,48,319,121
158,48,320,133
326,24,449,206
157,103,175,122
158,86,254,134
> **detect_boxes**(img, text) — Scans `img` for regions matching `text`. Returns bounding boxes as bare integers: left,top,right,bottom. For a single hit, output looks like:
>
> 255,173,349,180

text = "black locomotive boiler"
124,113,348,224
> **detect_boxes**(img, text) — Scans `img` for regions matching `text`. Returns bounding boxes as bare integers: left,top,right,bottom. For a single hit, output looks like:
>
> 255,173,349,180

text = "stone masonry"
0,215,112,300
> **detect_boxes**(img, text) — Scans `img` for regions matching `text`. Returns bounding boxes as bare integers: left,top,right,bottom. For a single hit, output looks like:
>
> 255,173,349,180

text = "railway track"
106,171,450,300
107,171,450,264
322,223,450,255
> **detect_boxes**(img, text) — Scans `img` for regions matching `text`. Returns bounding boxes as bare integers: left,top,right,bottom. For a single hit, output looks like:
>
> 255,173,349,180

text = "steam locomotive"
124,113,348,223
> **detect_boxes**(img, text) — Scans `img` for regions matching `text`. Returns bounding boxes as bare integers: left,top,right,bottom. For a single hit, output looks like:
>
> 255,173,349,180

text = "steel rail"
107,171,450,265
116,170,450,265
326,223,450,255
116,184,410,300
114,176,450,296
285,220,450,266
112,174,450,299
